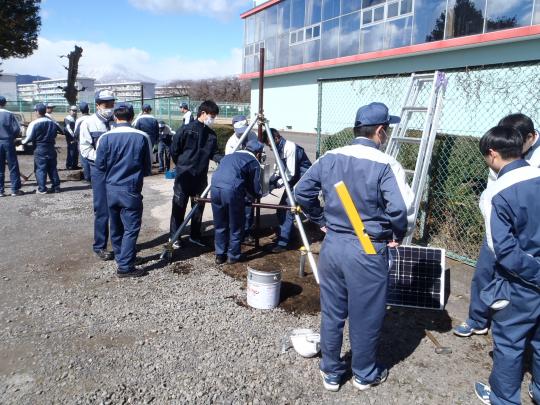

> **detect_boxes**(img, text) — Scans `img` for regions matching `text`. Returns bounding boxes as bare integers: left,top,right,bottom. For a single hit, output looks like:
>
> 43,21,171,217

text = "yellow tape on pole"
334,181,377,255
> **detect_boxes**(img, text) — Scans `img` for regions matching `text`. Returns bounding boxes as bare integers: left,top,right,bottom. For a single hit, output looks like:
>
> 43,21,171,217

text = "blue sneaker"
453,322,488,337
320,370,341,392
352,368,388,391
474,382,491,404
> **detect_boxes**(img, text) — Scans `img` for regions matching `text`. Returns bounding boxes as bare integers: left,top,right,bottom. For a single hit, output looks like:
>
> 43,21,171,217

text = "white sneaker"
352,368,388,391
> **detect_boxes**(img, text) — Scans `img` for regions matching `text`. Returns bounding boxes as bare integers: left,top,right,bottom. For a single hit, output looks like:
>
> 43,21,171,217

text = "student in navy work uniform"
133,104,159,162
22,103,61,194
211,139,263,264
225,115,259,244
79,89,116,261
169,100,222,248
157,120,173,173
95,103,152,278
473,126,540,405
454,113,540,338
63,105,79,170
294,102,414,392
0,96,24,197
74,102,92,182
266,128,312,253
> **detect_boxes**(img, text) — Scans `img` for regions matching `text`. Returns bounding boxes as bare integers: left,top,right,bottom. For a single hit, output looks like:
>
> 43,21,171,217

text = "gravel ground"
0,150,536,404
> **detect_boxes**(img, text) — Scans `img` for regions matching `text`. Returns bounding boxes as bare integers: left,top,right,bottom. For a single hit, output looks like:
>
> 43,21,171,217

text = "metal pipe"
194,197,295,211
255,47,265,248
262,122,319,284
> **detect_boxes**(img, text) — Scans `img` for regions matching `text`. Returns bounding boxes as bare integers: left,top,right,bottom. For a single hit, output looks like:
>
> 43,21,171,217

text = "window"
373,6,384,22
387,2,399,18
341,0,361,15
321,18,339,60
289,24,322,45
445,0,486,38
306,0,322,25
362,0,385,8
339,11,360,57
291,0,306,29
485,0,533,32
322,0,340,20
363,9,373,24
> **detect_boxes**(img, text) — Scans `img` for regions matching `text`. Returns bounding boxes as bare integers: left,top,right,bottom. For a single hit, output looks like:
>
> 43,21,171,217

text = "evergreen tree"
0,0,41,59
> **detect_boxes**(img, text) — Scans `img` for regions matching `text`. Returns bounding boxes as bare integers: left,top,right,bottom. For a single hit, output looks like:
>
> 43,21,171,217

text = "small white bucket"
246,267,282,309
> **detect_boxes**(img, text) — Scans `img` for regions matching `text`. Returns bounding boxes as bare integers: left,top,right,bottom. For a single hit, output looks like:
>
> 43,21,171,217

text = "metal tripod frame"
161,112,320,283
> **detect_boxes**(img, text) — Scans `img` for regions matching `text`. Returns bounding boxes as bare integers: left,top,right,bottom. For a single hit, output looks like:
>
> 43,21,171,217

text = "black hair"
498,113,535,142
479,126,523,159
197,100,219,117
80,105,89,114
0,100,6,107
114,106,134,121
353,124,388,138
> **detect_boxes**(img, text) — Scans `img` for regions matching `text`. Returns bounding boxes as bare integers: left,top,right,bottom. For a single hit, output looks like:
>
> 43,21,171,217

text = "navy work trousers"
90,163,109,252
319,233,389,382
65,140,79,169
488,274,540,404
158,141,171,171
211,187,245,260
0,141,21,193
170,173,206,240
276,187,296,247
80,155,91,181
34,146,60,193
107,189,143,273
467,238,496,329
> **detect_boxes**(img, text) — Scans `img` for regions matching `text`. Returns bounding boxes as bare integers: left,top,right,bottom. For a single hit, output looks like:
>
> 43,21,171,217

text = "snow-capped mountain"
81,64,160,84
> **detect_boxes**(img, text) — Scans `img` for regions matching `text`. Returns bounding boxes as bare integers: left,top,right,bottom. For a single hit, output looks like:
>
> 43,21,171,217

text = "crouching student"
211,139,264,265
95,103,152,278
474,126,540,405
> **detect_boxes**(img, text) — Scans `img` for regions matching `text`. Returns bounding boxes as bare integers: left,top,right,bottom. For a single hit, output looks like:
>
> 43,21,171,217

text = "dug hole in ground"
0,137,535,404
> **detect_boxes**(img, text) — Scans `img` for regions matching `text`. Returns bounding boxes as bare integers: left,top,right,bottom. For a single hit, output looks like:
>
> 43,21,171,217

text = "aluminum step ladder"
385,71,447,244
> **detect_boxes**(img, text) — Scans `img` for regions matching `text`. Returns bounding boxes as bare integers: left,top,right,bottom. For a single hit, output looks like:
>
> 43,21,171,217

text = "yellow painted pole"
334,181,377,255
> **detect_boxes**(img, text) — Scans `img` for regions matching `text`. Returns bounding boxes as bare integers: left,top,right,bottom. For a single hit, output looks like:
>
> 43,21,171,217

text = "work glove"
269,174,281,192
14,138,22,146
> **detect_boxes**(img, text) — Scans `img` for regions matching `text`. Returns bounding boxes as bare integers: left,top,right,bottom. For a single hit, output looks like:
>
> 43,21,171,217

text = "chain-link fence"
5,97,250,129
316,61,540,265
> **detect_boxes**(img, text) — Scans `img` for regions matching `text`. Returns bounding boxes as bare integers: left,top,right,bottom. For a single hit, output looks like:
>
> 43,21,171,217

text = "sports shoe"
227,256,243,265
474,382,491,404
94,249,114,261
0,191,6,197
11,190,25,196
53,187,61,193
352,368,388,391
189,237,207,247
37,189,48,195
320,370,341,392
215,254,226,265
116,267,147,278
453,322,489,337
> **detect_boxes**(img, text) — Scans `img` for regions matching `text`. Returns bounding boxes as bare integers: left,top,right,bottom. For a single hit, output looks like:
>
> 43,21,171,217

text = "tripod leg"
263,122,319,283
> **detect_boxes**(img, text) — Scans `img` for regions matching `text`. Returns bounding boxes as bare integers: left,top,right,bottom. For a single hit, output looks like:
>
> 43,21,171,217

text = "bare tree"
59,45,84,106
167,76,250,103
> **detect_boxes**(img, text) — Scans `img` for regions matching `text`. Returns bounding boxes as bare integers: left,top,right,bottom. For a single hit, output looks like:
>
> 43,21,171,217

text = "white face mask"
204,116,215,127
99,108,114,120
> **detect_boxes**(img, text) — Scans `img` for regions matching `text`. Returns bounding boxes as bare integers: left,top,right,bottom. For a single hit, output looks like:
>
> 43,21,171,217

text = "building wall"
95,82,156,101
249,37,540,133
0,74,18,101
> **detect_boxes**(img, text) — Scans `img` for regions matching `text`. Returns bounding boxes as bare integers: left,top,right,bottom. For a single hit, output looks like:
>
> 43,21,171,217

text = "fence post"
316,80,323,159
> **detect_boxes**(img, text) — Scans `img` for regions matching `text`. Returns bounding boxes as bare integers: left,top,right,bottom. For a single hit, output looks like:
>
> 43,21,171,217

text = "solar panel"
387,245,448,310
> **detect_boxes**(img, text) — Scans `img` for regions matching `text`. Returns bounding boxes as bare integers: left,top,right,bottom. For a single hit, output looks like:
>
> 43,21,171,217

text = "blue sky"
3,0,254,82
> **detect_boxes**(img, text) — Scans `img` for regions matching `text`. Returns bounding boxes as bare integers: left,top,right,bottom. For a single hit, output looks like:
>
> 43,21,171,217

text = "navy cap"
0,96,6,104
245,139,264,154
95,89,116,103
180,102,189,109
35,103,46,114
114,102,134,114
354,102,400,127
79,101,89,113
232,115,248,135
142,103,152,112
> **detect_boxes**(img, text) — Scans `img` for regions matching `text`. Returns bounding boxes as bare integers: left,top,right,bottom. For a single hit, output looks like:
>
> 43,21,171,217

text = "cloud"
1,37,243,82
128,0,252,19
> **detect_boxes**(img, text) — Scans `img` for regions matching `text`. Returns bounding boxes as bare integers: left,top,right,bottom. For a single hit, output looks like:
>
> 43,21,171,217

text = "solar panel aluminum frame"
387,245,448,310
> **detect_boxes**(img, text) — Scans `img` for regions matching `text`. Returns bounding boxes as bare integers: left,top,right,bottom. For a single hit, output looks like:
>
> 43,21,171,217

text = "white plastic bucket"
246,267,282,309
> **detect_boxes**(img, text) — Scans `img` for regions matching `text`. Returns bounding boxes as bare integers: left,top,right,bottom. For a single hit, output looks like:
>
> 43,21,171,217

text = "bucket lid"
247,266,282,282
